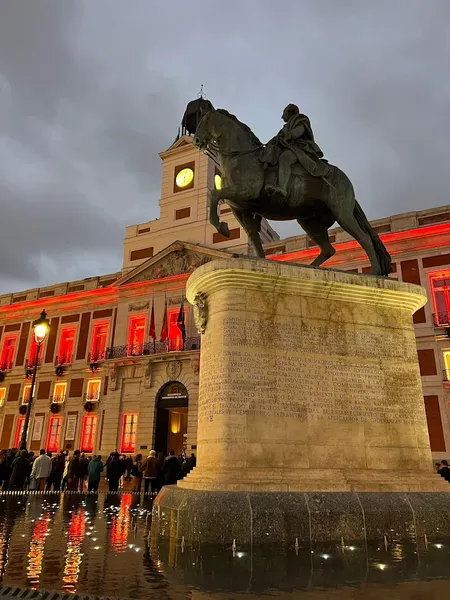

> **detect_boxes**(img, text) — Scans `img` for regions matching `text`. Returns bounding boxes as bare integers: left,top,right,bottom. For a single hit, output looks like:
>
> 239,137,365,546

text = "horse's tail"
353,200,392,276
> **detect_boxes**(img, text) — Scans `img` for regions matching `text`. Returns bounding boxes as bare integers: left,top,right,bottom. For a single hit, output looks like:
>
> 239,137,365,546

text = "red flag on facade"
149,296,156,341
160,299,168,342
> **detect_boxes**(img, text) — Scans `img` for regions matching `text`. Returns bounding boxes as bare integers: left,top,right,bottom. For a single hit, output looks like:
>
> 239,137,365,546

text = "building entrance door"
155,382,188,456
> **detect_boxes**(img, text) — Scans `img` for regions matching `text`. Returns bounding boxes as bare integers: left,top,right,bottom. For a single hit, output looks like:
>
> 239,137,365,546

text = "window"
27,335,44,369
175,207,191,220
121,414,137,453
53,382,67,403
0,335,17,369
130,247,154,261
90,322,109,361
14,417,25,448
168,308,185,351
57,326,76,364
0,388,5,407
46,416,63,452
127,315,147,355
80,414,98,453
431,273,450,325
86,379,101,402
22,384,32,405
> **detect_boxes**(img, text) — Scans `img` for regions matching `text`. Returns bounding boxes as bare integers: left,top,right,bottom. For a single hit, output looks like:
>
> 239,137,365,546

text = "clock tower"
122,97,278,271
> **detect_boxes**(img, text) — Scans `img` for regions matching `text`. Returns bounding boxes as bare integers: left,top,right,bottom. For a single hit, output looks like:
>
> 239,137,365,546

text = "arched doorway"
154,381,188,456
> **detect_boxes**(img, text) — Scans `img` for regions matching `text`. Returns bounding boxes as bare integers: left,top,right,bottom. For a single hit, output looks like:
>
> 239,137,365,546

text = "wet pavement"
1,492,450,599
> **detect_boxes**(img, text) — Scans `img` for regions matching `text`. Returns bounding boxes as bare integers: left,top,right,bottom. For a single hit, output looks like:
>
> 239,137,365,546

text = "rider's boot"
266,163,290,199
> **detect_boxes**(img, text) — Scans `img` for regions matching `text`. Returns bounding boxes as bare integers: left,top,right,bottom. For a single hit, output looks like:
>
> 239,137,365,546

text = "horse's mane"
216,108,262,146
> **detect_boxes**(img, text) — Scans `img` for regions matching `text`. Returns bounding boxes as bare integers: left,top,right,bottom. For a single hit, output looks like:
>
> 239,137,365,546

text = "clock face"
214,174,222,190
175,167,194,188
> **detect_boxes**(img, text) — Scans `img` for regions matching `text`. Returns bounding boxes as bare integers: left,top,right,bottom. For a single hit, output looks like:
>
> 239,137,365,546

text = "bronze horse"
193,107,392,276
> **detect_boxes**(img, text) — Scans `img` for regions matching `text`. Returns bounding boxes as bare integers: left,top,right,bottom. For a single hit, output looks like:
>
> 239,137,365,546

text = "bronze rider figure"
263,103,330,199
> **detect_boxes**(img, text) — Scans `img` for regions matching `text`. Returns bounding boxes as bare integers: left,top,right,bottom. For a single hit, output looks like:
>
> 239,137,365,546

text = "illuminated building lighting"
111,494,132,552
435,543,443,549
27,513,50,589
62,508,86,595
376,563,388,571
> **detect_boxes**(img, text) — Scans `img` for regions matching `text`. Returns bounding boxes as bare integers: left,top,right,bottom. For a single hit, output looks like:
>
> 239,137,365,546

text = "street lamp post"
19,310,50,450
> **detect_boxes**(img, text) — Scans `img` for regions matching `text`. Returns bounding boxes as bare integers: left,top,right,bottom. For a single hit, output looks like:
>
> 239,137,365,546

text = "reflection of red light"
111,494,132,552
27,513,50,589
62,508,86,594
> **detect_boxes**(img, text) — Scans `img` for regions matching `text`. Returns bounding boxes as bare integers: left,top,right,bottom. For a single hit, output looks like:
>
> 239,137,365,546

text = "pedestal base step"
151,486,450,546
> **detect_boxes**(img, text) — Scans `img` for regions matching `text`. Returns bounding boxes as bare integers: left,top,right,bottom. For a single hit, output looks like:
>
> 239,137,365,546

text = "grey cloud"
1,0,450,293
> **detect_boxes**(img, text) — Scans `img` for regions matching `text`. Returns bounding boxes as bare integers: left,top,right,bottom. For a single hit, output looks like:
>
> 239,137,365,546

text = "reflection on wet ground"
0,493,450,599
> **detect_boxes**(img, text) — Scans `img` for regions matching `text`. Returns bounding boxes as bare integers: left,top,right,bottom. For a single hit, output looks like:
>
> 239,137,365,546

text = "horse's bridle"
207,139,263,158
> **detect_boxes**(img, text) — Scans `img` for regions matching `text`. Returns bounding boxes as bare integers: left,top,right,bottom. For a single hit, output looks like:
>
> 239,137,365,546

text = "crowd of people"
0,447,196,493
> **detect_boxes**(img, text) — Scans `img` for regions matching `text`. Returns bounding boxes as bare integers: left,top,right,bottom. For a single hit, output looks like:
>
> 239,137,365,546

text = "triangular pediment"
160,135,193,157
115,241,230,286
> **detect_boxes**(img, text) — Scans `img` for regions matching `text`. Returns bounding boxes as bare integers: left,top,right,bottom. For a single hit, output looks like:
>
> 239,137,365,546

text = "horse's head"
193,106,218,151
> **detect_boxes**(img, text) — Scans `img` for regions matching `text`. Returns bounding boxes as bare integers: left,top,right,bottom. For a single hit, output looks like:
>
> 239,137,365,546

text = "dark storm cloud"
1,0,449,293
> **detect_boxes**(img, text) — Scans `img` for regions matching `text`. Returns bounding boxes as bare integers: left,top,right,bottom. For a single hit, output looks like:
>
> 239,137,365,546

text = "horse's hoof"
219,223,230,238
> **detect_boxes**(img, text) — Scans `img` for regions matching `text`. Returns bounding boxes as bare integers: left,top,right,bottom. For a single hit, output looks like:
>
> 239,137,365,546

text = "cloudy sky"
1,0,449,294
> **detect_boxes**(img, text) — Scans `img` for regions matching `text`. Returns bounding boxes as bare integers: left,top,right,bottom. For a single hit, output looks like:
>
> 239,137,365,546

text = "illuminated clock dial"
214,174,222,190
175,167,194,188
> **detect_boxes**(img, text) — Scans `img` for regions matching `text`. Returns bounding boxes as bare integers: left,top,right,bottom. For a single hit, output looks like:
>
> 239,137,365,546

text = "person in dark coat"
106,452,124,492
67,450,81,490
0,451,11,490
9,450,31,490
438,460,450,483
161,450,181,486
78,453,90,492
46,450,66,491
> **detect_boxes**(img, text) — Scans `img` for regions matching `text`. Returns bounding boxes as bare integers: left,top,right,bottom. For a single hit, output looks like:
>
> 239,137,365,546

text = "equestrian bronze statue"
193,102,392,276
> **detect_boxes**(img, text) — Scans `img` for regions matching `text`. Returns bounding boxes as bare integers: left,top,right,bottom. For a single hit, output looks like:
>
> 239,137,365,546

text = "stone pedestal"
180,258,443,493
153,258,449,546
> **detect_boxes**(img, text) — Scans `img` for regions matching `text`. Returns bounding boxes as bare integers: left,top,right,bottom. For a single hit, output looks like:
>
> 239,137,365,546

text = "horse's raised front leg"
209,186,252,239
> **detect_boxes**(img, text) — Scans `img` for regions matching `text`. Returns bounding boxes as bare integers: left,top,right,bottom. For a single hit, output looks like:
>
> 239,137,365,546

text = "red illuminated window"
27,333,45,369
22,385,32,404
90,322,109,361
14,417,25,448
46,416,63,452
80,414,98,453
1,335,17,369
431,273,450,326
57,326,76,364
168,308,185,351
120,414,137,453
127,315,147,356
0,388,5,407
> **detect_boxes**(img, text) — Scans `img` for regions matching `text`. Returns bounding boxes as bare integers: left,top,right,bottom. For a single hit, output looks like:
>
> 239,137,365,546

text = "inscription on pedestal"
198,316,423,427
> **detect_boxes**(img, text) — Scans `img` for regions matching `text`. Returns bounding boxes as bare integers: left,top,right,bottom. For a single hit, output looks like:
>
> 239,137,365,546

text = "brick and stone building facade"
1,130,450,461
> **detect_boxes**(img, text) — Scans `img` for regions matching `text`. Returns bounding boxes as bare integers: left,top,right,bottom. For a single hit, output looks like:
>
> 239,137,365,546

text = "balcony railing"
0,361,13,372
25,357,42,370
433,312,450,327
87,351,107,364
105,337,201,360
55,354,73,366
50,394,66,403
85,392,100,402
